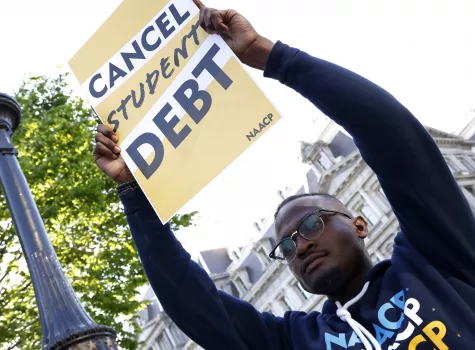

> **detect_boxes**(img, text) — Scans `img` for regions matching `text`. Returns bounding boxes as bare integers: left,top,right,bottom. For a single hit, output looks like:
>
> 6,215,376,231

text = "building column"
165,327,177,348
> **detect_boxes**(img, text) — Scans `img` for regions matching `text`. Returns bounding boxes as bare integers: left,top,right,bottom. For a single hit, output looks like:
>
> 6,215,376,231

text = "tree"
0,74,197,349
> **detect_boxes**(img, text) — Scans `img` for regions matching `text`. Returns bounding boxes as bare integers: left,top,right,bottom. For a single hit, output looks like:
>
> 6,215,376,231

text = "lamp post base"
56,334,117,350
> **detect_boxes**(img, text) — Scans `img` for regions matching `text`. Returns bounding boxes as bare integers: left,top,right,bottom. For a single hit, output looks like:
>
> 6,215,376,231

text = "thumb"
192,0,205,9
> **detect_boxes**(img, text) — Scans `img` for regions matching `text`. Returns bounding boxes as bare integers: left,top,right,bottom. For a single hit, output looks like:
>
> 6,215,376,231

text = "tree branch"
0,281,32,308
4,319,37,350
5,338,21,350
0,264,13,285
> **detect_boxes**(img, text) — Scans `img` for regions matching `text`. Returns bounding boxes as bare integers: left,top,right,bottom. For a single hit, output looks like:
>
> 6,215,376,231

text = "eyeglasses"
268,209,352,264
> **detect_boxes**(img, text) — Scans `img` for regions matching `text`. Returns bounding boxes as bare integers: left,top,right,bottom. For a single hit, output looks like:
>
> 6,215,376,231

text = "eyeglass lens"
299,213,324,240
276,213,324,262
277,239,296,263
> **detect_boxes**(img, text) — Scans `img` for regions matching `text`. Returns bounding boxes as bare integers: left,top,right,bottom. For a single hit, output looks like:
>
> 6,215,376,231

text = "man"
93,2,475,349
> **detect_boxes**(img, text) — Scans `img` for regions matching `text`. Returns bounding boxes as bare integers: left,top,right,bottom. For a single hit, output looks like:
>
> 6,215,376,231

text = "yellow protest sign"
69,0,280,222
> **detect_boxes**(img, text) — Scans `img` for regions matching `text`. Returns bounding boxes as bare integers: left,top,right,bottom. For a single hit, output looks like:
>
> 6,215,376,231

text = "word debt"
89,2,191,99
126,44,232,179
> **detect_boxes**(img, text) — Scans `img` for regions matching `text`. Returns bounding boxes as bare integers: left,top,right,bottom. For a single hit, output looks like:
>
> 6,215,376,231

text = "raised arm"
262,41,475,277
93,125,290,350
196,2,475,277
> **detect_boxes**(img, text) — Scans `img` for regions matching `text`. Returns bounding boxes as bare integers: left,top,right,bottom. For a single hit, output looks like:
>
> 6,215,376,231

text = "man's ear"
353,216,368,239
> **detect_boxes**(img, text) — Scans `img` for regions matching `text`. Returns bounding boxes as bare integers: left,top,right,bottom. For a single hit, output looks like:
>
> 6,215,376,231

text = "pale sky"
1,0,474,254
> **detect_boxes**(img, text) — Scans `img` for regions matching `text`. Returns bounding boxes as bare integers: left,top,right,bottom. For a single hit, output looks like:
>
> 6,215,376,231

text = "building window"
155,332,173,350
295,282,312,300
318,153,333,170
460,156,475,171
233,275,248,296
361,204,379,225
257,247,271,267
279,295,294,311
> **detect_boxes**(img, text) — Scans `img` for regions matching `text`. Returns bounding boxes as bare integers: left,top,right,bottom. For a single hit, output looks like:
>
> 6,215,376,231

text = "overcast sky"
1,0,474,253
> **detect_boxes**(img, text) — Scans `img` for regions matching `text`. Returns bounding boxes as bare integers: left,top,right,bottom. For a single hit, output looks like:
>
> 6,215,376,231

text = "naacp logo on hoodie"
324,288,449,350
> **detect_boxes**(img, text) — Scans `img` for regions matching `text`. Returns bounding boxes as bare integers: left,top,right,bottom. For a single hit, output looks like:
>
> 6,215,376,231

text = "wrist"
246,36,274,71
117,180,139,196
114,171,135,185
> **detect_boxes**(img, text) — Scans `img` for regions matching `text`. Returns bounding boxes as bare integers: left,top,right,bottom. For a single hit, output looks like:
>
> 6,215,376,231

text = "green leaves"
0,74,196,349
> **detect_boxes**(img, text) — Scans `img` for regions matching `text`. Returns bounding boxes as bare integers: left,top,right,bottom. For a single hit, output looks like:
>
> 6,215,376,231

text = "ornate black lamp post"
0,93,117,350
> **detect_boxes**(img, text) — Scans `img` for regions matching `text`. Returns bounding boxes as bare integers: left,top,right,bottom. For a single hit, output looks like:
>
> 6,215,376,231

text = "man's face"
274,196,367,295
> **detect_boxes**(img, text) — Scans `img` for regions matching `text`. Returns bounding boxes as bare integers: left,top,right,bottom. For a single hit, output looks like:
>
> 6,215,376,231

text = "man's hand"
93,125,134,184
193,0,274,70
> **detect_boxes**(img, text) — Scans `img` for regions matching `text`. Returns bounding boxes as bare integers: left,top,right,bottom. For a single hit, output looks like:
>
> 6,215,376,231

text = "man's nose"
295,234,315,258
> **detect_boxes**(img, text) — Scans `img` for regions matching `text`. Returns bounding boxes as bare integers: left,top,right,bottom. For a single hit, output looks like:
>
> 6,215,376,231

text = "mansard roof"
200,248,232,274
301,123,475,194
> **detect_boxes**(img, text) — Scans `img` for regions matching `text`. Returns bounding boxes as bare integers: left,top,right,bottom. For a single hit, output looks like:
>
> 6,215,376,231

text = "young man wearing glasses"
93,2,475,349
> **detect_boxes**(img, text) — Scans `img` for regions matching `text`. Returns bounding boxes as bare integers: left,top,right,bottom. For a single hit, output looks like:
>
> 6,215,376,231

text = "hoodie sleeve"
264,41,475,280
119,188,290,350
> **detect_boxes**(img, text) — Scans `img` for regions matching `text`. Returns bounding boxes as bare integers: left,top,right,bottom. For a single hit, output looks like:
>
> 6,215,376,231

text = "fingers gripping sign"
193,0,230,36
93,124,134,185
191,0,270,68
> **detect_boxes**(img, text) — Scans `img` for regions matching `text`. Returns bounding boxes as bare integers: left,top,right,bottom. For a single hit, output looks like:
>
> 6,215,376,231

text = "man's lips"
301,252,327,276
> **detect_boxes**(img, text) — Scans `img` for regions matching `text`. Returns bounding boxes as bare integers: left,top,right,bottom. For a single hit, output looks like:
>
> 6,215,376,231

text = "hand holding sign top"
94,124,134,184
193,0,274,70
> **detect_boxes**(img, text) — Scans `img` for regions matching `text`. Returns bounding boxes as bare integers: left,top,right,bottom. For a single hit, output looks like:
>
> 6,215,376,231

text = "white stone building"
136,118,475,350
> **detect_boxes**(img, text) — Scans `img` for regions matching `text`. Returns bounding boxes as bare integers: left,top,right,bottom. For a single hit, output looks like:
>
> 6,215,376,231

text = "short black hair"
274,193,343,219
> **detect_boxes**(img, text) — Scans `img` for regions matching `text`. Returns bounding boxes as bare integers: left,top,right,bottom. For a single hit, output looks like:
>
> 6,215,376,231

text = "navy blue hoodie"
120,41,475,349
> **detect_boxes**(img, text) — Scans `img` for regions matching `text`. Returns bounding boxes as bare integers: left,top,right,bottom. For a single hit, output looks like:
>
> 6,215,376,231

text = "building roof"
200,248,233,274
240,254,265,284
328,131,357,157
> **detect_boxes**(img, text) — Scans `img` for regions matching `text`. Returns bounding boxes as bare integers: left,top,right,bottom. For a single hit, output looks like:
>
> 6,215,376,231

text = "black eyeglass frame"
268,208,352,264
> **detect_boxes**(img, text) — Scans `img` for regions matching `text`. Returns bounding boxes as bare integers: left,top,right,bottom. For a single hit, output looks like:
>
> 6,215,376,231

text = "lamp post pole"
0,93,117,350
